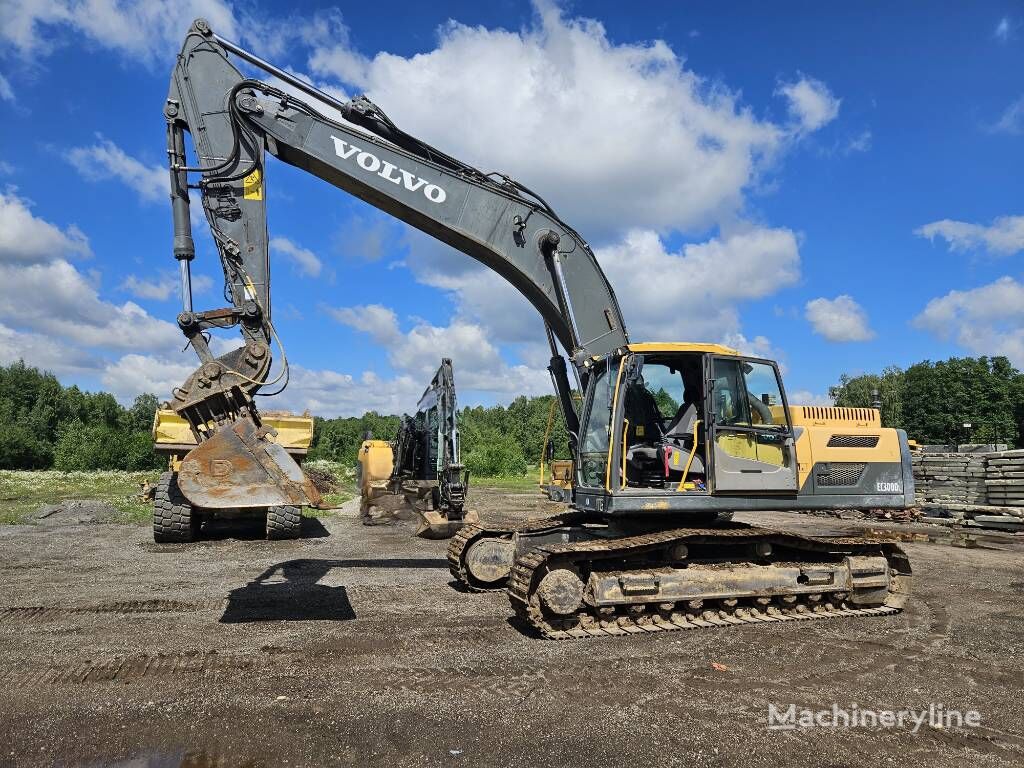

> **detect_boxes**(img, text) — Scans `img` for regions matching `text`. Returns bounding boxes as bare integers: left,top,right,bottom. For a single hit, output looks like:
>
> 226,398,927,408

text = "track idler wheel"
464,537,516,585
536,567,585,616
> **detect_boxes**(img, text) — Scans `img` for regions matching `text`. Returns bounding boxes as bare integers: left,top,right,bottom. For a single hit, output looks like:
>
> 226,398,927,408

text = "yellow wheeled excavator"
159,19,912,637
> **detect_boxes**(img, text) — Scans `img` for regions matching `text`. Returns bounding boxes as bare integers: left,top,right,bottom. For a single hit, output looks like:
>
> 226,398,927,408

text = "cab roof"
625,342,740,356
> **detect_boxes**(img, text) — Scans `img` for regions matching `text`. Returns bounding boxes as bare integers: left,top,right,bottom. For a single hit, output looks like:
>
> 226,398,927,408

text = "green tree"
0,422,53,469
829,366,904,428
125,393,160,433
831,356,1022,447
900,357,1018,445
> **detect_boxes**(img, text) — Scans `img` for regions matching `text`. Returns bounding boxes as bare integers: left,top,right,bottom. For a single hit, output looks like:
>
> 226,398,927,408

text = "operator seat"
662,385,705,475
622,380,664,483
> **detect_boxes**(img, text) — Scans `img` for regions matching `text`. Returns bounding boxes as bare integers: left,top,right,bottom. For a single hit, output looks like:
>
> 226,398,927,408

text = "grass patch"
0,465,546,526
471,474,542,491
0,469,161,525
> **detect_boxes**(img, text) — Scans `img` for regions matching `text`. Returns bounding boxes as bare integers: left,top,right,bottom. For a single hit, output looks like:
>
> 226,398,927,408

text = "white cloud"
805,295,875,342
722,333,787,366
120,271,212,302
845,130,872,154
776,74,841,132
0,258,181,350
0,192,194,398
101,353,195,402
308,4,787,238
324,303,401,345
991,96,1024,135
270,236,323,278
121,274,177,301
0,73,14,102
327,304,548,395
788,389,834,407
995,17,1011,42
597,227,801,342
915,215,1024,257
913,276,1024,366
0,189,91,264
65,137,166,202
2,0,239,63
0,322,99,375
271,365,423,418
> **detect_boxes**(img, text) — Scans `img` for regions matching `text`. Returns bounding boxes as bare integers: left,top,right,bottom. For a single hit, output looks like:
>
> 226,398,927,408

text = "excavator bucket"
415,508,480,539
177,416,321,509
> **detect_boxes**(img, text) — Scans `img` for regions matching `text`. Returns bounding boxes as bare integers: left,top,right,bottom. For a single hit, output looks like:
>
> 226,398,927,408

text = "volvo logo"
330,136,447,203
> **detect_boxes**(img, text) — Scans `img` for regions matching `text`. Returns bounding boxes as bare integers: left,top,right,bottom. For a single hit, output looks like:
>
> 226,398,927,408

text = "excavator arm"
164,19,627,510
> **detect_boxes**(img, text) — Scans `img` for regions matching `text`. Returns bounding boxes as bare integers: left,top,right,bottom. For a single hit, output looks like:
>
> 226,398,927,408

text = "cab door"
707,356,798,493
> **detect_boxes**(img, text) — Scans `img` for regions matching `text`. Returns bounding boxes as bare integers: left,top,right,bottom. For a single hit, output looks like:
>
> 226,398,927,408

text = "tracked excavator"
357,358,475,538
161,20,912,638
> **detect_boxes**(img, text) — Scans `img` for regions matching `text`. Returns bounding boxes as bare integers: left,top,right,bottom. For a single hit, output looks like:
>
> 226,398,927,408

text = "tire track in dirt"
0,646,298,687
0,598,219,624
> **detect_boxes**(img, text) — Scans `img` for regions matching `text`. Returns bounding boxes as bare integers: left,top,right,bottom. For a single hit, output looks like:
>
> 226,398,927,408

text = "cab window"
711,359,751,426
711,358,788,429
740,361,788,427
577,359,619,487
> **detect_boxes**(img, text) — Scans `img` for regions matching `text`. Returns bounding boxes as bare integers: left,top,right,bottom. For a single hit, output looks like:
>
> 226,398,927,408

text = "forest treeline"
829,356,1024,447
2,355,1022,473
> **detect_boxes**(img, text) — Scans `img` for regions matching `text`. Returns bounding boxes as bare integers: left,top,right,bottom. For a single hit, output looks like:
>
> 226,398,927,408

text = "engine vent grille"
827,434,880,448
797,406,879,423
817,463,867,487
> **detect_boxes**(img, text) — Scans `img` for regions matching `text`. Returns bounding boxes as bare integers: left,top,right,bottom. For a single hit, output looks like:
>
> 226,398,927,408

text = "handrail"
676,419,702,492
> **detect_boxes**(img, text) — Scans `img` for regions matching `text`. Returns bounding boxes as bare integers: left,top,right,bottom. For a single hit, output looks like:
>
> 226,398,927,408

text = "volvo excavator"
161,19,912,638
357,358,474,538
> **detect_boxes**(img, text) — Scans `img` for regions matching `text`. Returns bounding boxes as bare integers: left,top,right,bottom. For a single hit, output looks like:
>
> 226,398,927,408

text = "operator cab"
575,344,798,508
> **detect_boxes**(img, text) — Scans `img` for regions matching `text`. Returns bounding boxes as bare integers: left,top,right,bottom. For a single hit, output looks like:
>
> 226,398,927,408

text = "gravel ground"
1,488,1022,768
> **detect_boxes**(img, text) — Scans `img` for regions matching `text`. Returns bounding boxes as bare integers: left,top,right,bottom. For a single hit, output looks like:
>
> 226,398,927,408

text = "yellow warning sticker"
243,169,262,200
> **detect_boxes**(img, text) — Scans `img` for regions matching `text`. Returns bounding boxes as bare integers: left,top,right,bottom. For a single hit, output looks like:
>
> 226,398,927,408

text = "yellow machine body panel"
787,406,903,490
152,409,313,471
357,439,395,498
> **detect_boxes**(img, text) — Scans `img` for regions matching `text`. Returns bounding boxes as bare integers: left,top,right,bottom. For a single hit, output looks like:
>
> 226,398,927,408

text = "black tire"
153,471,198,543
267,505,302,540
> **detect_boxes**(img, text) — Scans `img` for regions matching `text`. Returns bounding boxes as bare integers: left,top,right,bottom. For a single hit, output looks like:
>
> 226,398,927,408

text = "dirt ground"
1,488,1023,768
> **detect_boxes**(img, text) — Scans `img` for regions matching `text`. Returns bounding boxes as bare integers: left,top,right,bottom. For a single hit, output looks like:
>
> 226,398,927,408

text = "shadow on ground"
221,557,448,623
199,515,331,541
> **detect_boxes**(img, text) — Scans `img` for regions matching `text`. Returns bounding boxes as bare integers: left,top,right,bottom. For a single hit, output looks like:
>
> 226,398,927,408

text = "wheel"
266,505,302,540
153,471,198,543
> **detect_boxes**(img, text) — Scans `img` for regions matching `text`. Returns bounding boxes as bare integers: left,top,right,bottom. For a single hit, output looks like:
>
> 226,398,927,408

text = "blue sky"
1,1,1022,416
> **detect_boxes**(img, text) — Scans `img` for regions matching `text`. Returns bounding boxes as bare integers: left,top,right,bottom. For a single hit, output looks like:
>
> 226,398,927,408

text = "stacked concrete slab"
911,453,988,505
985,450,1024,507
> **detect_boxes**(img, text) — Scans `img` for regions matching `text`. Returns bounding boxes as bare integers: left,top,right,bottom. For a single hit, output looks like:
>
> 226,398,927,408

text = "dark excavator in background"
158,19,912,638
357,358,474,538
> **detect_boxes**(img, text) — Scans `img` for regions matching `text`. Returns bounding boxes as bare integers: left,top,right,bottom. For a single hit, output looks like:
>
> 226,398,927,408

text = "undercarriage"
449,515,912,640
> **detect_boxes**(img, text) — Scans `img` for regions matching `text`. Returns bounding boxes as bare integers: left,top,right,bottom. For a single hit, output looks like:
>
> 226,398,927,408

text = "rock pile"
911,453,987,505
985,450,1024,508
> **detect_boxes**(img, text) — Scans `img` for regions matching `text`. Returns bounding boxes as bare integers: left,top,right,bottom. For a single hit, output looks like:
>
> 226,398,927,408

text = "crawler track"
507,525,911,640
446,511,589,591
